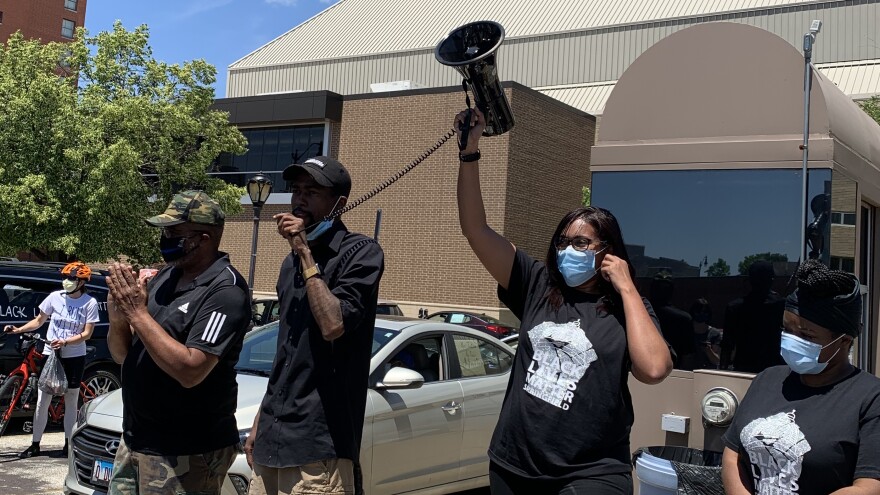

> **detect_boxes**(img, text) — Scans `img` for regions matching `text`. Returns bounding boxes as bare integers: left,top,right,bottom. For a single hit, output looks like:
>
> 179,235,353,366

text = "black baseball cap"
283,156,352,197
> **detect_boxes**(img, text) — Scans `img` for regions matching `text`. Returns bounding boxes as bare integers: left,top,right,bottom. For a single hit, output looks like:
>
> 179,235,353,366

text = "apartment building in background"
0,0,87,44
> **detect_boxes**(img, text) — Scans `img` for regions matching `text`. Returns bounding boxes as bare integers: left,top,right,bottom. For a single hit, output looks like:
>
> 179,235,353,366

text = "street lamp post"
800,19,822,262
247,173,273,294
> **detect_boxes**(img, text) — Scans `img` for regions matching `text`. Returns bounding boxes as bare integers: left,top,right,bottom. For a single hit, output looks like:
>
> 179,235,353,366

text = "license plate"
91,458,114,486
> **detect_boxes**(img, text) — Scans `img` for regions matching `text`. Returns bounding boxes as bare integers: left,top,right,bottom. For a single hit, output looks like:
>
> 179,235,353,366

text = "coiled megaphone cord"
319,128,457,223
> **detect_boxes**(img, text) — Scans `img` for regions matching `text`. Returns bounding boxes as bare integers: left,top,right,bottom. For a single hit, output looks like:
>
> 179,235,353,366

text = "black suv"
0,260,121,399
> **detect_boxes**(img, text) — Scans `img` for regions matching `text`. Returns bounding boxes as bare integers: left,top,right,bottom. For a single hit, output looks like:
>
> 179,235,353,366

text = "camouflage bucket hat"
145,190,225,227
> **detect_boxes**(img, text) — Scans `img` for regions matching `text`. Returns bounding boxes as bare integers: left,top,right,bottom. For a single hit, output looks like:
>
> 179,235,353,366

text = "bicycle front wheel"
0,375,23,437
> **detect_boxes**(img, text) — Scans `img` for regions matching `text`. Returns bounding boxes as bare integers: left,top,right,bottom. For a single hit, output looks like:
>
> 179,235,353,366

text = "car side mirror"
376,367,425,390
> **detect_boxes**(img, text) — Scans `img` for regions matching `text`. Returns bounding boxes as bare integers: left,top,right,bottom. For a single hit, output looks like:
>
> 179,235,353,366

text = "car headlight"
76,402,90,428
229,474,249,495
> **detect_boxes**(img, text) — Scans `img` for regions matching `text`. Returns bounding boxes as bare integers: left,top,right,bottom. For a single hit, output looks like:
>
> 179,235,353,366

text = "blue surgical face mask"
556,246,606,288
780,332,845,375
307,219,333,241
306,197,342,242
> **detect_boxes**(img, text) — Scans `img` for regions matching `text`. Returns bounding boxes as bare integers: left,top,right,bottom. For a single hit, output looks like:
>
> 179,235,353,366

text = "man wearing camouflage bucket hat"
105,190,252,495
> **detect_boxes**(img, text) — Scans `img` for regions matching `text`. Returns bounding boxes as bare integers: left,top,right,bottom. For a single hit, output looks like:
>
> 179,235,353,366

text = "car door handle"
441,401,462,414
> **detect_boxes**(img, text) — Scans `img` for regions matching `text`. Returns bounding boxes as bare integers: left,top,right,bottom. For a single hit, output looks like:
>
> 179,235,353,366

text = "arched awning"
592,22,880,201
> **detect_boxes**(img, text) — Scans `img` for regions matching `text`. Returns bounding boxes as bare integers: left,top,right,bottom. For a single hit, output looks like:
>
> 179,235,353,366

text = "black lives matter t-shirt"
724,365,880,494
489,249,660,480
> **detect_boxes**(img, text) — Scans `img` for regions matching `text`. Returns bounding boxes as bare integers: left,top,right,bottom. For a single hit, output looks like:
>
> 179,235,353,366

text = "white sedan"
64,316,513,495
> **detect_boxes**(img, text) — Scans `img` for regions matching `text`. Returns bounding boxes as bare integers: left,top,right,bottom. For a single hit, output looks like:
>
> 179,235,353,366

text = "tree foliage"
738,252,788,275
582,186,591,206
860,95,880,125
706,258,731,277
0,23,246,263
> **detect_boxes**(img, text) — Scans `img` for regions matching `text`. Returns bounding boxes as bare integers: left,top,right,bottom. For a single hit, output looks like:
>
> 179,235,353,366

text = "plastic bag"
633,446,724,495
38,350,68,396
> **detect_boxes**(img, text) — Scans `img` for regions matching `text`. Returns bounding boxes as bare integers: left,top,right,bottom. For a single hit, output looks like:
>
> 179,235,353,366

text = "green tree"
738,252,788,275
706,258,731,277
582,186,591,206
0,23,246,263
860,95,880,125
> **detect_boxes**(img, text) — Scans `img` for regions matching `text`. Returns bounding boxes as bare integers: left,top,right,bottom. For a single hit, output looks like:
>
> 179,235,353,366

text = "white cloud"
265,0,298,5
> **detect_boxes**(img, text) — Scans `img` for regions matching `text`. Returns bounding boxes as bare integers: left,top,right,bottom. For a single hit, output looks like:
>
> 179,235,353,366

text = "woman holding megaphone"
454,107,672,494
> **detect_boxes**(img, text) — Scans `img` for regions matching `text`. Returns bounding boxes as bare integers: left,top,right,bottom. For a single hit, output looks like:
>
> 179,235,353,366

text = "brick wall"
505,87,596,262
220,85,595,320
0,0,87,44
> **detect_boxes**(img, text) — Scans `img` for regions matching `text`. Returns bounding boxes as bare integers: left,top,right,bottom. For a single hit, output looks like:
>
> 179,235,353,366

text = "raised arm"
455,107,516,290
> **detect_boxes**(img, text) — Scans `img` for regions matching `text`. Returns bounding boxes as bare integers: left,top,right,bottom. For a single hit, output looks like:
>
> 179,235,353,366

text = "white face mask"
62,279,80,294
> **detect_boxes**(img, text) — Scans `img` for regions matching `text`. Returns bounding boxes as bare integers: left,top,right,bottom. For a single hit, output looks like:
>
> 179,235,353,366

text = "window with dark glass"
64,0,77,11
61,19,75,39
591,168,837,374
210,125,324,189
0,11,4,24
831,212,857,226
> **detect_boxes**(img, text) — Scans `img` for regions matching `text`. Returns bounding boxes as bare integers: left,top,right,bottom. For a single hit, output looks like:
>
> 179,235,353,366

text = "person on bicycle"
3,261,99,458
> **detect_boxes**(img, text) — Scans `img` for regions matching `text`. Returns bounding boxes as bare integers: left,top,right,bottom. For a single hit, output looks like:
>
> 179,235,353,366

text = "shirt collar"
170,253,232,289
310,220,347,254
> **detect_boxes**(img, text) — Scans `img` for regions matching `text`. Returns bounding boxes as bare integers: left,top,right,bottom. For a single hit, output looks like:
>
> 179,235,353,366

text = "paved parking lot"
0,420,67,495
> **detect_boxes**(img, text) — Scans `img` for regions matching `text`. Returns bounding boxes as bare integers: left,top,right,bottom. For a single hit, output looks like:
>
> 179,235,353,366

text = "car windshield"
372,326,399,355
236,322,400,375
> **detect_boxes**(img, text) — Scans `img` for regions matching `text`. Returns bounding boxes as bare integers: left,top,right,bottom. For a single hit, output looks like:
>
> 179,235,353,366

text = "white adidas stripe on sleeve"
201,311,227,344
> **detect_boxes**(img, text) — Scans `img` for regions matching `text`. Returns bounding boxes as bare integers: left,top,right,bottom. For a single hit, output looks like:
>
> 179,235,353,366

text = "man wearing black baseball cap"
246,156,385,495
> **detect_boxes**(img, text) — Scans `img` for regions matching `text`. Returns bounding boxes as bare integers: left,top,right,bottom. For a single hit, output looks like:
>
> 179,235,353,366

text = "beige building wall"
219,85,595,320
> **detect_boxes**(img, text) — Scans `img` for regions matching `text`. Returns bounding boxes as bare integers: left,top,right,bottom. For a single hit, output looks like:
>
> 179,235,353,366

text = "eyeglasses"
555,236,606,252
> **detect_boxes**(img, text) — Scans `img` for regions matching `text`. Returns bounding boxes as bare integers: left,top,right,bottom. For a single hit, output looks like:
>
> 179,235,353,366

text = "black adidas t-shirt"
724,365,880,494
121,254,251,455
489,249,660,480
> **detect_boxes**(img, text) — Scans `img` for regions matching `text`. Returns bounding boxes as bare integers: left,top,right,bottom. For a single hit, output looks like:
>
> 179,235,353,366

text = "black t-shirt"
253,222,384,468
723,365,880,494
722,292,785,372
490,249,661,480
121,254,251,455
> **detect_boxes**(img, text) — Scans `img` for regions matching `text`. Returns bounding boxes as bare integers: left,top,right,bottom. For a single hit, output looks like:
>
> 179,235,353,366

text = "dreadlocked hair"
796,259,855,298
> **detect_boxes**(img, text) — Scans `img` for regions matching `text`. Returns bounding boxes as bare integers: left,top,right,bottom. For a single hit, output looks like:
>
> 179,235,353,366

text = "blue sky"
84,0,334,97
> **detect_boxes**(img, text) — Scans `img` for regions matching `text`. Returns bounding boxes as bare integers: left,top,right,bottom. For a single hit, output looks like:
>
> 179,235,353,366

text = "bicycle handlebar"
18,333,50,344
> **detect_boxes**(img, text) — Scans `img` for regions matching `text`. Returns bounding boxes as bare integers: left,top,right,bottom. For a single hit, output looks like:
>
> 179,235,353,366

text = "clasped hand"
106,262,147,318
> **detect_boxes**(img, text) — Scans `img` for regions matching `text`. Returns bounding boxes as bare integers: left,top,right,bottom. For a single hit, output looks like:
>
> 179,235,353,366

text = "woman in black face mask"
722,260,880,495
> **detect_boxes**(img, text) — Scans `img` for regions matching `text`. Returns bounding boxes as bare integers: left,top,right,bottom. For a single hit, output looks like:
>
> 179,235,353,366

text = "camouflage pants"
108,439,238,495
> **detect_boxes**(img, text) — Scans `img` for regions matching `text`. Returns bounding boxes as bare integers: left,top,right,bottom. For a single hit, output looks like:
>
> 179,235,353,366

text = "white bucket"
635,452,678,495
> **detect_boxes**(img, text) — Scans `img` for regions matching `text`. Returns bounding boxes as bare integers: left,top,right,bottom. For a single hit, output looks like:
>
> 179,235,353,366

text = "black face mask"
160,234,199,263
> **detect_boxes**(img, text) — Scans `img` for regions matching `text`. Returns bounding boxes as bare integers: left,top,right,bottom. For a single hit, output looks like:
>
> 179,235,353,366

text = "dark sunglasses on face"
62,275,80,282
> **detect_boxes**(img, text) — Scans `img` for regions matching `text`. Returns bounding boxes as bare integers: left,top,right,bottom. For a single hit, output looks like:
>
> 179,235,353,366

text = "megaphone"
435,21,515,138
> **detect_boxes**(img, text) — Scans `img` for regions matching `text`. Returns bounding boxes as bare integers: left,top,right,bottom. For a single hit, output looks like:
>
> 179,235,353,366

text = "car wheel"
82,369,120,402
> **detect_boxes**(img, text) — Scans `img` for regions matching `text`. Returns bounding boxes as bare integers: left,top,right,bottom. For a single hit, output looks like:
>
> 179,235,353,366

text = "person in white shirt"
3,261,100,458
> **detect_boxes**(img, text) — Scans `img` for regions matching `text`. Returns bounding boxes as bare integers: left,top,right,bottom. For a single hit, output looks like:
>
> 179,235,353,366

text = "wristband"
459,149,481,163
